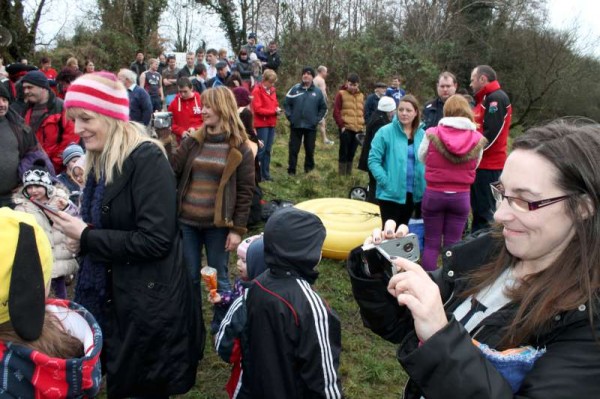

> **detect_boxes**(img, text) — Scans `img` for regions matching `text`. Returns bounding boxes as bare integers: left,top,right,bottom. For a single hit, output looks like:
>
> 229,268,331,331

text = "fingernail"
390,256,398,260
387,230,393,235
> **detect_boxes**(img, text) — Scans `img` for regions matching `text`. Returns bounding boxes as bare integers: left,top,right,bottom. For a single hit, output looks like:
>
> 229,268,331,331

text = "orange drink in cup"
201,266,220,301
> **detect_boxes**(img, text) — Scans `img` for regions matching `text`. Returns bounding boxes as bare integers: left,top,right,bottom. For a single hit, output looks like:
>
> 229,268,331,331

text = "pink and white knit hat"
64,71,129,122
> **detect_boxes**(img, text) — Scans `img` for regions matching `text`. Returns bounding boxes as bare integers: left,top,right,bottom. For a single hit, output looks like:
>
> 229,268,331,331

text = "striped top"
180,133,230,227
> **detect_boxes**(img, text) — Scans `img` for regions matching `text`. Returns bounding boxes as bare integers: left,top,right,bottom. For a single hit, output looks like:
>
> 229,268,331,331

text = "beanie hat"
233,87,251,107
0,83,10,101
0,207,53,340
249,52,258,62
302,66,315,78
62,143,84,166
22,159,55,198
248,32,257,39
64,71,129,122
21,70,50,90
237,234,263,260
378,96,397,112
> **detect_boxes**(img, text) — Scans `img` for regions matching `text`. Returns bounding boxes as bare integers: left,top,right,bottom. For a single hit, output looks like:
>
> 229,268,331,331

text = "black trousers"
288,128,317,174
470,169,501,232
367,171,377,204
378,193,414,228
338,129,360,163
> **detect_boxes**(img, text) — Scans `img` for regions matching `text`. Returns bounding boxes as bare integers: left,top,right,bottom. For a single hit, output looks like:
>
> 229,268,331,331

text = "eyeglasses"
490,181,571,212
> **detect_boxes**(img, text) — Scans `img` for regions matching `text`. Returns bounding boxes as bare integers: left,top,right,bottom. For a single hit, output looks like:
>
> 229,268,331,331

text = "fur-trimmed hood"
426,117,487,163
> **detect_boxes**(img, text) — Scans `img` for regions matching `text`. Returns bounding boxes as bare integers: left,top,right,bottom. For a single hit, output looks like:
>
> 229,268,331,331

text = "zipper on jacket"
471,324,485,340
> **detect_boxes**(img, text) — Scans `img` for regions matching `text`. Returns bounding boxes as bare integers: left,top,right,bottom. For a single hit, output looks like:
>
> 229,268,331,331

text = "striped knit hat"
64,71,129,122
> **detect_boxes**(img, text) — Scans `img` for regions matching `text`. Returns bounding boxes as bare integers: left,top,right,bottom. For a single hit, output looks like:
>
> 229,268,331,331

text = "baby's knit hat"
22,159,55,198
62,143,84,166
237,234,263,260
64,71,130,122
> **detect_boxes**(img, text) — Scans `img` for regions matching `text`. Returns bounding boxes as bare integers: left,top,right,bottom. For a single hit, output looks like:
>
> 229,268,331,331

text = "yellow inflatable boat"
295,198,382,260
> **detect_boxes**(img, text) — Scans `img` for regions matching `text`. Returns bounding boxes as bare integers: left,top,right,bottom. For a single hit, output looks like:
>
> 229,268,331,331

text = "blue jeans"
257,127,275,180
180,224,232,293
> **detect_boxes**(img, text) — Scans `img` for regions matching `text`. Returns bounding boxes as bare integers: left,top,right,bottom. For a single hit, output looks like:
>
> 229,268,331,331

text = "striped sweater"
180,133,230,226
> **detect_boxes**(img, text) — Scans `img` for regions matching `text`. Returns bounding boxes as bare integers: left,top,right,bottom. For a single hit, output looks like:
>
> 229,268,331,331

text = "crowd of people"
1,34,600,399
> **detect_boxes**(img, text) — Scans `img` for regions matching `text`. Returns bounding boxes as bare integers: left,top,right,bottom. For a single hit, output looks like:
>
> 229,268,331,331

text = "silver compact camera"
152,112,172,129
361,234,420,280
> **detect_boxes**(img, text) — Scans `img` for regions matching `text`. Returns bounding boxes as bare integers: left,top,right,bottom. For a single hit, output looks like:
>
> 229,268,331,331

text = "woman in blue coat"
368,94,426,226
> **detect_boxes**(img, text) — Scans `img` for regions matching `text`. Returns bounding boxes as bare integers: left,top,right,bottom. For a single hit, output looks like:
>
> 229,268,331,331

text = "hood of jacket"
247,236,266,280
0,299,103,398
263,207,326,284
429,117,485,158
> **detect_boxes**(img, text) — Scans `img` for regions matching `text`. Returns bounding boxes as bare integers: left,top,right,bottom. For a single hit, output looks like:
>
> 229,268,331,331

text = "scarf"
74,171,107,328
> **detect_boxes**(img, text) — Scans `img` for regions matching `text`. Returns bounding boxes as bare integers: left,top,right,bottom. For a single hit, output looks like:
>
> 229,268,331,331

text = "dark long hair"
463,120,600,348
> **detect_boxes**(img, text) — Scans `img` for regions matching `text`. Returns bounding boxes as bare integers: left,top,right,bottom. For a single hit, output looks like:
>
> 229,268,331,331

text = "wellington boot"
345,162,353,175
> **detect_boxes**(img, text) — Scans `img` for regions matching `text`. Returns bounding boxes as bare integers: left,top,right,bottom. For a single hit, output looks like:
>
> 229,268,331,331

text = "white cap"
378,96,397,112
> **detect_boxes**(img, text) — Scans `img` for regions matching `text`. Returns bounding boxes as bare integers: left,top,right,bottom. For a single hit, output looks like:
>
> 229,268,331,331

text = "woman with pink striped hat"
49,72,204,399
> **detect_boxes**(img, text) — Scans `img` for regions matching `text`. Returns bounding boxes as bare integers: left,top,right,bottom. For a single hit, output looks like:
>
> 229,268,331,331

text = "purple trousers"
421,189,470,271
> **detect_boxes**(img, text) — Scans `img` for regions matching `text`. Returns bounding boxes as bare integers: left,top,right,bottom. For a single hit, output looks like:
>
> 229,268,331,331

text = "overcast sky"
28,0,600,58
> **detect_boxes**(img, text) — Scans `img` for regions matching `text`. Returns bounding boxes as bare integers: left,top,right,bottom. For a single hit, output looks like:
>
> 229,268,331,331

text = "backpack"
261,199,295,222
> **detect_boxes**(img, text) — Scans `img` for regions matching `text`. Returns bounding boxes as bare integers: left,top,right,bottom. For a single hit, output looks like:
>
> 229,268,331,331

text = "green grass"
102,118,408,398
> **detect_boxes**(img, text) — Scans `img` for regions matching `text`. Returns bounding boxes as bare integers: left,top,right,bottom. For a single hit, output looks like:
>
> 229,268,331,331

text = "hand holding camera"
361,220,416,280
363,219,448,342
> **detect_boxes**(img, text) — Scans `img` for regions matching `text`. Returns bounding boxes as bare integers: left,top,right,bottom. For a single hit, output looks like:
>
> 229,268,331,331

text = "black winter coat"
358,110,390,172
284,83,327,131
348,231,600,399
422,97,444,130
80,142,205,399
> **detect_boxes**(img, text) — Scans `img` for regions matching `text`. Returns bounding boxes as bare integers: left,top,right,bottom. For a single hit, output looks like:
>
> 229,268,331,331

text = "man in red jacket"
168,77,203,142
469,65,512,232
20,70,77,174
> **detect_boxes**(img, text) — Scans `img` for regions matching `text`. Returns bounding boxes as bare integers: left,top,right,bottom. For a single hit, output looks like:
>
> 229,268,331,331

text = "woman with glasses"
348,120,600,398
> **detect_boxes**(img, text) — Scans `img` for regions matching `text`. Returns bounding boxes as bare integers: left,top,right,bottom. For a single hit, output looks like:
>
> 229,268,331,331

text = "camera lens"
403,243,414,253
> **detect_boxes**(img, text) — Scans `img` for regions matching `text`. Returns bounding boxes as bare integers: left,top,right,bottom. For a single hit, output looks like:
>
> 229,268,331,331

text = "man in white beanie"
357,96,397,203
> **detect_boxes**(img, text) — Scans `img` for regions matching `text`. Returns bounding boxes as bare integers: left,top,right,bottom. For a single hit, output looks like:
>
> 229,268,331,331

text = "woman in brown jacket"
172,86,255,331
